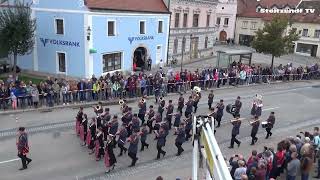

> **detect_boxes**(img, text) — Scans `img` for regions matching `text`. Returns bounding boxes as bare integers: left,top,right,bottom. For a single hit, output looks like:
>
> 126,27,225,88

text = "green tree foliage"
0,0,36,79
251,15,299,69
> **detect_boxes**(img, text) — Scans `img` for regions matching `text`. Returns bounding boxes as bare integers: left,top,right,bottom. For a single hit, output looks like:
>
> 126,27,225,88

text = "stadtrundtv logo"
256,0,318,14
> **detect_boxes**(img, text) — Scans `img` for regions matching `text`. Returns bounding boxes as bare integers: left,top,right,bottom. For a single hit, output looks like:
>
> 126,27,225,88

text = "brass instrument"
249,118,260,125
119,99,124,106
230,117,245,123
193,86,201,93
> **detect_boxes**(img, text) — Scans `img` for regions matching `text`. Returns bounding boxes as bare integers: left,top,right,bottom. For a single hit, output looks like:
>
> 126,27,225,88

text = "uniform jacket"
267,115,275,128
109,121,118,135
208,93,214,104
185,100,194,113
217,103,225,116
128,135,139,154
138,102,146,114
117,129,128,145
231,121,241,135
175,128,186,144
17,132,28,153
251,121,260,135
178,97,184,108
156,131,166,147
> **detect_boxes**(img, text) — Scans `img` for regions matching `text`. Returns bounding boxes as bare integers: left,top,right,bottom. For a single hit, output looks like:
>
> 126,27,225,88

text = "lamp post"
87,26,91,41
181,36,186,72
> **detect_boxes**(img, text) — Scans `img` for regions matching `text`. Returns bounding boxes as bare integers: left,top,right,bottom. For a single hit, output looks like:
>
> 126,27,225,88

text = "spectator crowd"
229,127,320,180
0,62,319,111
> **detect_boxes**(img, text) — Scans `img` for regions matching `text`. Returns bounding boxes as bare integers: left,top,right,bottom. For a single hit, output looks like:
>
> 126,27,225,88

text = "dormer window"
256,5,262,12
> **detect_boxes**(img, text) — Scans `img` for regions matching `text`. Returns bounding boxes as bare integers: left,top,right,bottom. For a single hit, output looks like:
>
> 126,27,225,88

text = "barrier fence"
0,70,319,110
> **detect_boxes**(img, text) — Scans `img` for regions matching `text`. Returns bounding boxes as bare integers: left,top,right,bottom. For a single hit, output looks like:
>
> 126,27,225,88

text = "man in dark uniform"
234,96,242,118
153,113,162,131
155,127,166,160
139,124,149,151
177,94,184,114
102,108,111,141
228,116,241,148
158,97,165,119
216,99,225,128
122,107,133,136
130,114,140,133
117,124,128,156
81,114,88,146
95,128,105,161
88,118,97,154
76,107,84,136
185,96,194,118
208,90,214,109
250,116,260,145
265,112,275,139
121,101,129,114
138,98,147,125
173,112,182,128
166,100,174,129
108,115,119,148
17,127,32,170
128,132,139,167
193,92,201,113
146,105,155,134
175,123,186,156
184,115,193,141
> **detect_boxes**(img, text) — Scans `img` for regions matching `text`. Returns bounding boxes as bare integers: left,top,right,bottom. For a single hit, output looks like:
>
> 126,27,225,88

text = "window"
103,52,122,72
224,18,229,26
204,37,208,49
175,13,180,28
302,29,308,37
314,30,320,38
55,19,64,35
108,21,115,36
251,22,257,30
139,21,146,34
206,14,210,27
183,13,188,27
242,21,248,28
193,14,199,27
216,17,221,25
57,52,66,73
158,21,163,33
173,39,178,54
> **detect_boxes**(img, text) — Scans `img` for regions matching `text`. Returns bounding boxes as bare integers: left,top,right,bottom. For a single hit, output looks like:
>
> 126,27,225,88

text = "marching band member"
234,96,242,118
116,124,128,157
130,114,140,133
175,123,186,156
146,105,155,134
228,116,242,149
250,116,260,145
104,135,116,174
193,91,201,113
93,102,103,116
185,96,194,118
153,113,162,132
95,128,105,161
16,127,32,170
215,99,225,128
88,118,97,155
154,127,166,160
265,112,275,139
139,124,149,151
173,112,182,128
251,94,263,118
75,107,84,136
165,100,174,129
122,107,133,137
121,100,129,114
102,108,111,141
80,114,88,146
184,115,193,141
208,90,214,109
108,115,119,147
127,132,139,167
177,93,184,114
158,97,165,119
138,97,147,125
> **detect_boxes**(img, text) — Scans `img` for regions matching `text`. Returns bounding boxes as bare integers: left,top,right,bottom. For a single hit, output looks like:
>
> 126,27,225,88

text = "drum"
226,104,236,114
261,121,268,128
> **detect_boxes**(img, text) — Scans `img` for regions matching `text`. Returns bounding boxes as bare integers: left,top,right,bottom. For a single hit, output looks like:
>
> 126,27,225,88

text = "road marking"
262,107,280,111
0,158,19,164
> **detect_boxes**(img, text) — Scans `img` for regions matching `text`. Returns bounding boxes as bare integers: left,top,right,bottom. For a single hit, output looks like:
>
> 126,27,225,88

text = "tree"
0,0,36,80
251,15,299,69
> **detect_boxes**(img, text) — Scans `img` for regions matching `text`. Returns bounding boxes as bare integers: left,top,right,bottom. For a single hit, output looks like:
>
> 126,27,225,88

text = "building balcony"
170,26,217,37
298,35,320,43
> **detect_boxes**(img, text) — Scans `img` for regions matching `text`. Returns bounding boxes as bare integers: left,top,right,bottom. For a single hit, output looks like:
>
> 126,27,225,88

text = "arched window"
204,36,208,49
173,38,179,54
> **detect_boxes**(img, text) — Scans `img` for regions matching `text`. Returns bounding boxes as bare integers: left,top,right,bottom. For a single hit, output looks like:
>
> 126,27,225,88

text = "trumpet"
119,99,124,106
230,117,245,123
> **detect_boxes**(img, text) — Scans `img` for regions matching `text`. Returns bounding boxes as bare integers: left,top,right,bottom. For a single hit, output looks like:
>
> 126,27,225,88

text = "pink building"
215,0,237,42
164,0,219,64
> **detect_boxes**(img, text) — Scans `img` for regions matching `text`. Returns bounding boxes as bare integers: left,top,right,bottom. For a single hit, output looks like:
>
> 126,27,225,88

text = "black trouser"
185,111,191,118
138,114,145,125
18,153,31,169
156,145,166,159
193,103,198,113
118,143,127,155
97,147,104,159
147,120,153,133
216,115,222,127
230,134,240,147
251,133,258,144
128,152,138,166
175,142,184,155
178,106,183,114
266,128,272,138
140,139,149,151
208,102,212,109
166,116,172,129
185,129,192,141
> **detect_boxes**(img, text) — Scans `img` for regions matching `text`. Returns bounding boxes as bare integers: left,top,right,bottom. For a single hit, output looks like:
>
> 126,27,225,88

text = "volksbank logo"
128,36,154,44
40,38,80,48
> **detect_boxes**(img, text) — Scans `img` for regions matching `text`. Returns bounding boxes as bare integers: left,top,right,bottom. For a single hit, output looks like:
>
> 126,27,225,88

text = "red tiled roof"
86,0,169,13
293,0,320,23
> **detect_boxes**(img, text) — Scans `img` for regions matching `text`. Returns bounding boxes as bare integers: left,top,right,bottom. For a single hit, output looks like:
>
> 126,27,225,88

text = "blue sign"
40,38,80,47
128,36,154,44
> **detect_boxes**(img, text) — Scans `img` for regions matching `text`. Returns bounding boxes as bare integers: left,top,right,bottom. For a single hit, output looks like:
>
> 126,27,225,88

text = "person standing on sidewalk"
16,127,32,170
286,152,300,180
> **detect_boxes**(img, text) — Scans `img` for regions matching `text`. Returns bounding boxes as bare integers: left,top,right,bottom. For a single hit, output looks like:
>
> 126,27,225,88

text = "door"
190,37,199,59
219,31,227,41
311,45,318,57
156,45,162,64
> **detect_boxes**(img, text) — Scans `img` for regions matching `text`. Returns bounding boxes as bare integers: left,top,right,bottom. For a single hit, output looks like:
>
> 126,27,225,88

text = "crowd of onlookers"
0,62,319,110
229,127,320,180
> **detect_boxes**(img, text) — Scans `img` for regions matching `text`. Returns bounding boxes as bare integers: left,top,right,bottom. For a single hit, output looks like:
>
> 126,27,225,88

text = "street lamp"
87,26,91,41
181,36,186,72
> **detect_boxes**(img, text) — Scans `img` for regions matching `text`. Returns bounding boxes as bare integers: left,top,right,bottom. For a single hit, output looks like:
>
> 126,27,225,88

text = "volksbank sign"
40,38,80,47
128,36,154,44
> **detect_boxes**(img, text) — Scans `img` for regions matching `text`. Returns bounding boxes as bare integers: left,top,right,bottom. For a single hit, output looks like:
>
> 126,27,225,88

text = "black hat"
18,127,25,131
